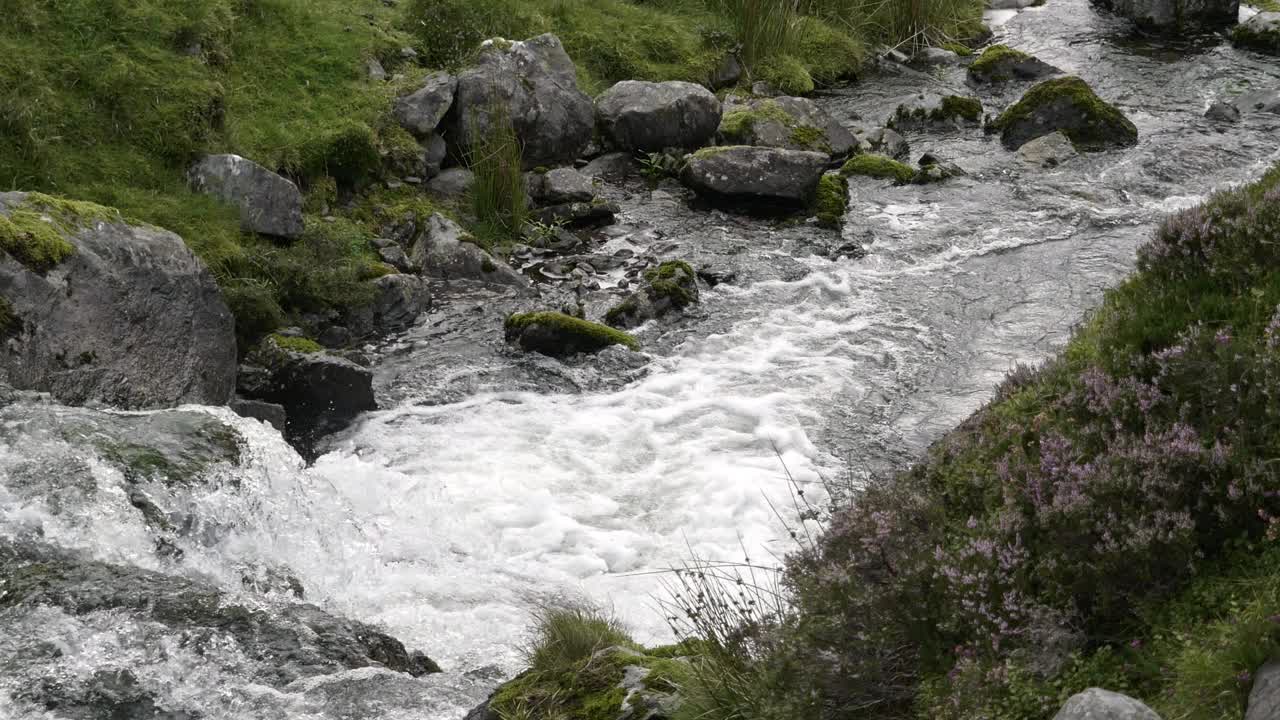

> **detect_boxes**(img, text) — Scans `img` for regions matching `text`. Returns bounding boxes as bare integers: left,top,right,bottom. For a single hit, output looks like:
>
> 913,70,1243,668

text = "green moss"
757,54,815,96
791,16,865,86
935,95,983,123
604,295,641,326
0,192,126,272
506,312,640,351
719,101,794,141
691,145,739,160
813,173,849,228
1232,19,1280,55
643,260,698,307
0,296,16,339
88,418,244,486
940,41,974,57
970,44,1031,75
993,76,1138,151
788,124,828,152
269,334,324,354
840,154,916,184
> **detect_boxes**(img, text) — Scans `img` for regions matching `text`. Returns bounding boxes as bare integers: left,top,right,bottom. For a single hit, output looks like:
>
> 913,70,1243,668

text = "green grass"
525,602,636,673
466,104,528,250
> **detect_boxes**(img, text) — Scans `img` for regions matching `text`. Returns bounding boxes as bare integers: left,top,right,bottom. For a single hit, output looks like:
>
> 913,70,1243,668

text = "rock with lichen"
188,154,305,239
992,76,1137,151
605,260,700,329
718,95,856,156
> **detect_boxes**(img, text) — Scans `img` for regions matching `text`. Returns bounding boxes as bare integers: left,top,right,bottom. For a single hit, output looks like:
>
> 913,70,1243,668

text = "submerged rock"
505,312,639,356
0,192,236,409
346,273,432,337
993,76,1138,151
1205,100,1242,123
967,44,1060,85
448,34,594,168
1092,0,1239,30
1052,688,1161,720
1234,12,1280,56
393,71,457,137
0,539,440,688
595,80,722,152
681,146,828,209
187,154,304,239
605,260,700,329
718,96,856,156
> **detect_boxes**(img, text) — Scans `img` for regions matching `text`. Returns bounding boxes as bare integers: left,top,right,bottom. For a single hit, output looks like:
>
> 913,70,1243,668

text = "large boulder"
1092,0,1239,29
681,146,828,209
718,96,856,156
505,311,639,356
449,34,594,168
1247,662,1280,720
0,192,236,409
1053,689,1161,720
1234,13,1280,56
410,213,528,288
967,45,1061,85
527,167,596,205
595,80,722,152
188,154,305,239
393,71,457,137
993,76,1138,151
605,260,700,329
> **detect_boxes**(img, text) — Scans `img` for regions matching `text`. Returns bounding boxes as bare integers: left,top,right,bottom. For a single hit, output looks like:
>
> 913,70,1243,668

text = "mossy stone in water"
993,76,1137,151
967,44,1060,84
814,173,849,227
1232,12,1280,56
505,311,640,356
840,154,917,184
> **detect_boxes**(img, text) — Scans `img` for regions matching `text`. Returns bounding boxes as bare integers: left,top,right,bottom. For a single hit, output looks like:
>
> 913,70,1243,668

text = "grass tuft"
467,104,528,251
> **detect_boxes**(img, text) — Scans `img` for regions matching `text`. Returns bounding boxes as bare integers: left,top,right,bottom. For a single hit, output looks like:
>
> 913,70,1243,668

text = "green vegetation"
505,312,640,351
467,104,528,250
841,154,917,184
1232,17,1280,55
268,334,324,354
814,173,848,227
0,192,129,272
0,296,17,338
968,44,1033,82
890,95,983,129
719,100,830,152
994,76,1138,150
644,260,699,307
525,603,635,672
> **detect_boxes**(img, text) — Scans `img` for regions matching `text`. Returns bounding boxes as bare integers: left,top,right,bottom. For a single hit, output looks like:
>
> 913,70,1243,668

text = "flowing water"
2,1,1279,717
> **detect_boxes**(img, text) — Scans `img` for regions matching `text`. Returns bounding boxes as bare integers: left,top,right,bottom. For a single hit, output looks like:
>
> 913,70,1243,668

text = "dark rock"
505,311,639,356
448,34,594,168
887,94,983,131
581,152,637,180
316,324,354,348
681,146,828,209
595,80,723,152
0,192,236,409
463,696,501,720
229,398,287,431
527,167,596,205
1205,100,1241,123
0,539,440,688
719,95,856,156
426,168,475,198
187,154,304,239
1233,12,1280,56
967,45,1061,85
23,668,200,720
993,76,1137,151
532,200,619,229
393,71,457,137
1247,662,1280,720
1052,688,1161,720
378,242,417,273
605,260,699,329
410,214,528,288
912,47,961,65
709,54,743,90
1092,0,1239,30
423,133,448,178
367,273,431,334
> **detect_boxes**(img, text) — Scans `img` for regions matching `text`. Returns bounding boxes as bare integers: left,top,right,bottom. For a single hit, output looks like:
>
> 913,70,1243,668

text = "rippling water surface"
3,1,1279,717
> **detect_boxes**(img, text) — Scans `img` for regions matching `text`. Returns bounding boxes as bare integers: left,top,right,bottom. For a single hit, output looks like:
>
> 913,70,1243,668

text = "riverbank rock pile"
1091,0,1239,30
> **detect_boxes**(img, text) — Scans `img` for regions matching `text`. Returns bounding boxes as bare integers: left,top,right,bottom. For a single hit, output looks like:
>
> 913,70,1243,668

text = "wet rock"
912,47,961,65
228,397,286,431
187,154,304,239
1231,88,1280,116
1093,0,1239,30
887,93,983,131
1205,100,1242,123
914,159,967,183
967,44,1061,85
532,200,620,229
0,539,440,687
527,167,596,205
505,311,639,356
0,192,236,409
23,668,200,720
393,71,457,137
719,95,856,156
993,76,1138,151
359,273,432,335
1234,12,1280,56
1052,688,1161,720
448,34,594,168
851,126,910,159
605,260,699,329
595,80,722,152
1017,130,1080,167
426,167,475,198
989,0,1040,8
709,54,743,90
411,213,528,288
377,241,418,273
240,336,376,456
1247,662,1280,720
581,152,637,180
681,146,828,210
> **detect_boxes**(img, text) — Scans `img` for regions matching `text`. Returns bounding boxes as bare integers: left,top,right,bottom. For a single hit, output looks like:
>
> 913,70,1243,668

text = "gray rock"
681,146,829,208
967,48,1061,85
426,167,475,198
1231,88,1280,115
1053,689,1162,720
887,93,983,131
393,71,457,137
527,167,596,205
1205,100,1242,122
0,192,236,409
504,312,638,356
1017,131,1079,167
989,0,1040,7
423,133,448,178
532,200,619,229
1247,662,1280,720
996,77,1137,151
411,214,528,288
595,80,723,152
378,243,417,273
709,54,743,90
605,260,699,329
581,152,637,180
367,273,431,334
229,398,287,431
751,81,780,97
366,58,387,82
852,126,910,159
1092,0,1239,29
21,668,199,720
720,95,856,156
913,47,961,64
1234,12,1280,55
0,539,439,688
188,154,304,239
449,34,594,168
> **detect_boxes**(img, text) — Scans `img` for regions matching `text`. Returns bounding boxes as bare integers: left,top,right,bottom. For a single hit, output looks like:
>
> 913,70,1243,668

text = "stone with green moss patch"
269,334,325,354
606,260,699,329
0,192,124,273
505,312,639,356
993,76,1137,151
967,44,1060,84
814,173,849,228
1232,12,1280,56
757,54,815,96
719,97,855,156
840,154,917,184
889,94,984,131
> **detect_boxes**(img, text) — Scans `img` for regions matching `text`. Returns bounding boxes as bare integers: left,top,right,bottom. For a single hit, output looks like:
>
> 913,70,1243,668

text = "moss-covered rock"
814,173,849,227
505,312,640,356
606,260,700,329
967,44,1060,84
993,76,1138,151
0,192,121,273
1232,12,1280,56
719,96,856,156
756,54,815,96
840,154,917,184
888,94,983,132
